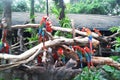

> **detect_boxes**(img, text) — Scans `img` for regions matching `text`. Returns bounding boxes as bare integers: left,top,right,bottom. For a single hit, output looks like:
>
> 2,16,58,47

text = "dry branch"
92,56,120,70
11,24,99,38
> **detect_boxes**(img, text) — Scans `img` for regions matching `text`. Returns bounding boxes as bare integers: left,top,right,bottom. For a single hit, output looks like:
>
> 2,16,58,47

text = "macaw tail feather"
89,40,92,53
78,53,83,68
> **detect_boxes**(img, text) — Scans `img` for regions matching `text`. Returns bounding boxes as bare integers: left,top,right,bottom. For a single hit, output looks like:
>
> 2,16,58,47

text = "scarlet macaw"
57,47,65,64
45,20,52,33
93,28,102,36
0,29,9,53
38,16,48,43
38,16,52,49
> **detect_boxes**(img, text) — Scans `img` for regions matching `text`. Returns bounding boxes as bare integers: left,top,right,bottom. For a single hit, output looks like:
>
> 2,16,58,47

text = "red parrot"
84,46,94,68
93,28,102,36
72,45,83,68
72,45,93,68
46,20,53,33
57,47,65,64
0,29,9,53
38,16,49,49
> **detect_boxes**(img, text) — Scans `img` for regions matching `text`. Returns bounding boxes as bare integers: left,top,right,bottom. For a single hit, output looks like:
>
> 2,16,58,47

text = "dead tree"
0,24,120,80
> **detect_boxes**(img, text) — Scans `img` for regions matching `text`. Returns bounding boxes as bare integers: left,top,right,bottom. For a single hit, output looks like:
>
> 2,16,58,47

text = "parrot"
72,45,83,68
38,16,53,49
38,16,48,49
0,29,9,53
93,28,102,36
84,46,94,68
45,20,53,33
82,27,93,54
57,47,66,64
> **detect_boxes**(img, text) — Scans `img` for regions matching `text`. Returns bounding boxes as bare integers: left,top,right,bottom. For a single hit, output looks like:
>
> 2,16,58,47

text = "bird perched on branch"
57,47,66,64
38,16,52,49
0,29,9,53
84,46,94,68
72,45,83,68
93,28,102,36
82,27,93,54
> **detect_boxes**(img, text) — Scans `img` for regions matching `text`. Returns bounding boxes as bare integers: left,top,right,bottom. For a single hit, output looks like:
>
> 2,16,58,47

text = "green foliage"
73,67,102,80
67,0,117,15
25,28,38,48
51,4,72,38
0,78,4,80
73,65,120,80
35,0,46,12
109,26,120,52
110,56,120,63
102,65,120,80
109,26,120,33
12,0,28,12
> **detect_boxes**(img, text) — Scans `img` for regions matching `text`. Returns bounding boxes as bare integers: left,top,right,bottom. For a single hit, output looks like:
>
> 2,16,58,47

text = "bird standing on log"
72,45,83,68
82,27,93,54
84,46,94,68
93,28,102,36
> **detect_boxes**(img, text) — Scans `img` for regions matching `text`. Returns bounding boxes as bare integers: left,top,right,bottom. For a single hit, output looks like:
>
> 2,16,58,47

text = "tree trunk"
53,0,65,20
2,0,12,27
30,0,35,23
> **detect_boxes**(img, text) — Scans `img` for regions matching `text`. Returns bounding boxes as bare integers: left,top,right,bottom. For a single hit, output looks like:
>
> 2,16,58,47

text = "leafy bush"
73,65,120,80
51,5,72,38
109,26,120,52
12,0,28,12
67,0,117,15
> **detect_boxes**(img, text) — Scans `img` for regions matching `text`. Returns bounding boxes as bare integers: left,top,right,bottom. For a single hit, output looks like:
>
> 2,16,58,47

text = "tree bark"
30,0,35,23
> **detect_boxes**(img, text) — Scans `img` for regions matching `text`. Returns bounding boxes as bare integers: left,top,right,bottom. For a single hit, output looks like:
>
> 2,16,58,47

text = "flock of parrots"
0,16,102,68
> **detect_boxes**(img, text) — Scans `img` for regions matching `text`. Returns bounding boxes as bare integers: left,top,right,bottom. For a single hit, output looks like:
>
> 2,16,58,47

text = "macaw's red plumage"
46,20,53,33
37,54,43,65
84,46,94,68
57,47,66,64
53,53,59,62
2,43,9,53
2,29,7,43
57,47,64,55
93,28,102,36
40,16,48,25
72,46,86,54
0,29,9,53
84,46,91,53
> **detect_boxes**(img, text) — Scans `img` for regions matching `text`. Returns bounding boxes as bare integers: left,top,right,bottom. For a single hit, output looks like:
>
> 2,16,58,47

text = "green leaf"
102,65,114,73
109,27,119,33
110,56,120,61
